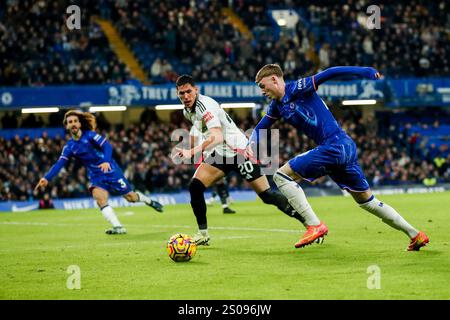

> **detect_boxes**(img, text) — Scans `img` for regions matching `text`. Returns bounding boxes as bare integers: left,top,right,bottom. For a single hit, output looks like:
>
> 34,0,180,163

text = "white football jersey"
189,123,214,159
184,94,248,157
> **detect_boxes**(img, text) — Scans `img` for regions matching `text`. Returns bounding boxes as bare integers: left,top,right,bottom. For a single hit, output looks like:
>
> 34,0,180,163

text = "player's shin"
133,191,163,212
273,171,321,226
100,204,122,227
189,178,208,232
216,182,229,207
258,189,307,227
358,195,419,238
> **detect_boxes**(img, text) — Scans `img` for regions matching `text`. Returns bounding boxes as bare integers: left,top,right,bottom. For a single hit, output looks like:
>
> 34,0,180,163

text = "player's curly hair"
255,64,284,83
63,110,97,131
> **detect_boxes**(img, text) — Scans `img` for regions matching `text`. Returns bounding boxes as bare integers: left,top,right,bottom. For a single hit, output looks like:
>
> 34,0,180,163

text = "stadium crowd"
1,0,449,87
0,0,131,86
1,110,449,201
301,0,450,77
1,0,449,201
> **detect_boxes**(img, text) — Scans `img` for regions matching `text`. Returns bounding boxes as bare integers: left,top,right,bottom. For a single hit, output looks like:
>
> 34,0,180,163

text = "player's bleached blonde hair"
63,110,97,131
255,64,284,83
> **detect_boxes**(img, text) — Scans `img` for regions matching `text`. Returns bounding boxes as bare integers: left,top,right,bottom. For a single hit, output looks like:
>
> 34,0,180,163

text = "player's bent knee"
123,192,137,202
92,192,108,208
352,190,373,204
273,170,294,187
96,199,108,208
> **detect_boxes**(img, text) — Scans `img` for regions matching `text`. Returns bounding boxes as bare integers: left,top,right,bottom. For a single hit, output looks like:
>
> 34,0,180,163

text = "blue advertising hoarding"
0,190,257,212
1,78,449,110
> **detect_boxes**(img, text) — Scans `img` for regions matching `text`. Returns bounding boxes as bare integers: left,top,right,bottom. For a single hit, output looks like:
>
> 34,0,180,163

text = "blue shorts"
288,136,370,192
89,172,133,196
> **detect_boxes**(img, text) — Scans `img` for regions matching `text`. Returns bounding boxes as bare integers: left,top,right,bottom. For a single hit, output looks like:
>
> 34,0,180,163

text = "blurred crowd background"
1,0,448,86
1,108,449,201
1,0,449,201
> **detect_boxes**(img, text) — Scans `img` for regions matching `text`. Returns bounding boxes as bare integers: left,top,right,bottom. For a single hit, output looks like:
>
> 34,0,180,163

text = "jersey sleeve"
60,144,72,161
87,130,112,162
313,66,380,86
44,144,71,180
266,100,281,120
87,131,107,148
197,99,222,129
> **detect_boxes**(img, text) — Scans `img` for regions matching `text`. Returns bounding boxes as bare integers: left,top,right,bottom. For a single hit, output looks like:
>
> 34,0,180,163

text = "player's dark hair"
63,110,97,131
176,75,196,88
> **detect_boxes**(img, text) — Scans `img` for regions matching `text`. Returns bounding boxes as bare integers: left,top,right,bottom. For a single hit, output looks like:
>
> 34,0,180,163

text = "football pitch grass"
1,192,449,300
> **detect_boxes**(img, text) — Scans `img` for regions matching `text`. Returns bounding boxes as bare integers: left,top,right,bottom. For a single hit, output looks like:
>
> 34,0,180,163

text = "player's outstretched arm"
97,139,113,173
37,157,69,190
246,115,278,159
314,66,381,87
34,177,48,191
248,115,278,146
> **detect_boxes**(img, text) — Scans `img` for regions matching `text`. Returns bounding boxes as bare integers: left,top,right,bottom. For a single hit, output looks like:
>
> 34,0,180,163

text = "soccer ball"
166,233,197,262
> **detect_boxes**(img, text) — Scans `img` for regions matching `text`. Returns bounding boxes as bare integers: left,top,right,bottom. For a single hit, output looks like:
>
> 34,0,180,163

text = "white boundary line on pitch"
0,221,301,234
150,224,301,234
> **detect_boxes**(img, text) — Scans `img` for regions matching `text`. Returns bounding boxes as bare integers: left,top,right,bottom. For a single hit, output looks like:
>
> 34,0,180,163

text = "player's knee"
96,199,108,208
93,195,108,207
189,178,206,199
273,170,294,187
123,192,136,203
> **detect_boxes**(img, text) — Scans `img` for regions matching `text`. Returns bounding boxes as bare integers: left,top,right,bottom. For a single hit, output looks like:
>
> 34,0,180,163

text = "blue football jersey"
266,76,346,145
59,130,120,179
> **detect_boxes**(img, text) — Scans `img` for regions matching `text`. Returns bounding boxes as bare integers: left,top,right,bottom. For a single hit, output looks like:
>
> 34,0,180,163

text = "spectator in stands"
19,114,44,128
1,112,18,129
140,108,158,124
39,193,55,209
318,43,330,70
150,58,163,79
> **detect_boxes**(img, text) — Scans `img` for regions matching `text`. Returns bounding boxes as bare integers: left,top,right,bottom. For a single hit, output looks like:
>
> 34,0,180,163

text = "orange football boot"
295,222,328,248
407,231,429,251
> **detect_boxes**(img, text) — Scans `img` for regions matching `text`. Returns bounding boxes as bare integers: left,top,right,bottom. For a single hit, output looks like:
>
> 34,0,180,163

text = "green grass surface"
1,192,449,300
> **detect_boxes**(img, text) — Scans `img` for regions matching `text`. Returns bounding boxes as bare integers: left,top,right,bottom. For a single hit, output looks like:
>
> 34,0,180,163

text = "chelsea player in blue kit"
34,110,163,234
248,64,429,251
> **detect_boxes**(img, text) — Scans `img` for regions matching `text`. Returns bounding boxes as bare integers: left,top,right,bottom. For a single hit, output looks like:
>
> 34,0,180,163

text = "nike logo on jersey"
290,103,318,127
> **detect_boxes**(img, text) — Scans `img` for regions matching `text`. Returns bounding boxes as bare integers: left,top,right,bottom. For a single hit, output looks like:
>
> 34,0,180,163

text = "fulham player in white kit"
174,75,307,245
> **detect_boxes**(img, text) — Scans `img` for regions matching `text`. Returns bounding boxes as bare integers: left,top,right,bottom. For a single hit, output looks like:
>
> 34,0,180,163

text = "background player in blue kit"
34,110,163,234
248,64,429,251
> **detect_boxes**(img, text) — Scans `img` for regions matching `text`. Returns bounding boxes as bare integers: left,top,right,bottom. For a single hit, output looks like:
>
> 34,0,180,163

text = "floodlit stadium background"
0,0,449,209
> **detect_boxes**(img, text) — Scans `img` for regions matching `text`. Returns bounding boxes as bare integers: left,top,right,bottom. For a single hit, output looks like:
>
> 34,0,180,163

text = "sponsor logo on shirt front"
202,112,214,123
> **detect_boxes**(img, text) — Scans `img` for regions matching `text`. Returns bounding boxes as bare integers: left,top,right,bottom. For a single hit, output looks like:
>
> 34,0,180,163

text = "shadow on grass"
119,232,175,241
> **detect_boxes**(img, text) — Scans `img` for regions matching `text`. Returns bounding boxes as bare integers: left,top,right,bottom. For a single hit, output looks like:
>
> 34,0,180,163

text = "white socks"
272,169,419,238
359,196,418,238
136,191,151,204
273,171,321,226
101,205,122,228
